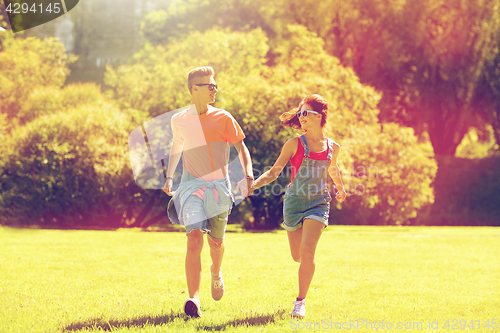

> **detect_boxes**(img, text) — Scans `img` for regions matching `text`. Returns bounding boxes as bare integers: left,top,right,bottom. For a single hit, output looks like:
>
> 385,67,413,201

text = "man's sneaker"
184,298,202,318
211,264,224,301
291,299,306,318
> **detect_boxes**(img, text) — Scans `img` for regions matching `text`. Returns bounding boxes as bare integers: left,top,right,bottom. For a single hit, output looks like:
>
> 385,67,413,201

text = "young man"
164,66,254,318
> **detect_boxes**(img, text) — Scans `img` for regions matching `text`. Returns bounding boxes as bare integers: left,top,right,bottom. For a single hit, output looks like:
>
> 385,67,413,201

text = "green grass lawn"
1,226,499,332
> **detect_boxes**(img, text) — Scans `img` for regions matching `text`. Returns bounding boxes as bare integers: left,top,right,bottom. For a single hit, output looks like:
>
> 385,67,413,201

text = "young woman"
252,94,347,318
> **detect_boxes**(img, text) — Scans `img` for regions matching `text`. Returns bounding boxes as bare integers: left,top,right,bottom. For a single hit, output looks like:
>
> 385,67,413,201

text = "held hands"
335,185,347,203
236,176,254,198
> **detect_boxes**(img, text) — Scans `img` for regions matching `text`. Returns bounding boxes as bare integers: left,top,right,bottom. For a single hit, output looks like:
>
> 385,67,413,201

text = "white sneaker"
291,299,306,318
211,264,224,301
184,298,202,318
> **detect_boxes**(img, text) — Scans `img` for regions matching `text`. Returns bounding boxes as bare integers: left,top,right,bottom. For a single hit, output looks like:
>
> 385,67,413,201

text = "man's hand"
163,178,174,196
236,177,254,198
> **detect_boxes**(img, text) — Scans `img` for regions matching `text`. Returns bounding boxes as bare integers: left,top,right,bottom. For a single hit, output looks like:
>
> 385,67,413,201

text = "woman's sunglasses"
296,110,320,118
194,83,218,91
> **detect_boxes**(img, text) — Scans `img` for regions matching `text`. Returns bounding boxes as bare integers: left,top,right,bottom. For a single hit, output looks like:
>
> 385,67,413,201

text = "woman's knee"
291,250,301,263
300,244,316,262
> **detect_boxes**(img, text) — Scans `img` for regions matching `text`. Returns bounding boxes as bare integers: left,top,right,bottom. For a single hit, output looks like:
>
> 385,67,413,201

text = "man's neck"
192,101,210,115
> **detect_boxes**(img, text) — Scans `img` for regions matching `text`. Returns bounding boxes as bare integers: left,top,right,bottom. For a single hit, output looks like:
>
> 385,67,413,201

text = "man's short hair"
188,66,215,94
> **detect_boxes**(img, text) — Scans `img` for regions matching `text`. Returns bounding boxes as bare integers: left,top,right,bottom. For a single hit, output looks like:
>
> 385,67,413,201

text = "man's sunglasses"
194,83,218,91
297,110,320,118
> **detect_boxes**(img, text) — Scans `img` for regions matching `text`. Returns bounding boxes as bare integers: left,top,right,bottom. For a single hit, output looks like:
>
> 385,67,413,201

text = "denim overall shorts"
283,135,333,231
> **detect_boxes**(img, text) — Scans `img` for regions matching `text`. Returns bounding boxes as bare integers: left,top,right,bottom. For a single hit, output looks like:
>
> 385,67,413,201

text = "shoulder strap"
326,138,334,161
299,135,310,158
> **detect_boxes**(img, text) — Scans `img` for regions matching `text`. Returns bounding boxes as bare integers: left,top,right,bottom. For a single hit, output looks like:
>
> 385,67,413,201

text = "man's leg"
207,212,228,301
208,235,224,275
186,229,204,299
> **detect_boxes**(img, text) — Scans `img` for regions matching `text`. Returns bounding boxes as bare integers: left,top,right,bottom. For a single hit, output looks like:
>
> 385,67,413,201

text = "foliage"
0,90,146,227
140,0,500,157
291,0,500,156
0,36,75,121
17,83,106,124
266,25,437,225
2,0,498,227
139,0,287,46
105,27,269,117
106,26,436,227
455,125,500,159
337,124,437,225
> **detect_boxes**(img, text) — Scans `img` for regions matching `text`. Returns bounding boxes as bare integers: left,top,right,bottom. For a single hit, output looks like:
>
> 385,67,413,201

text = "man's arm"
234,140,254,196
163,141,183,196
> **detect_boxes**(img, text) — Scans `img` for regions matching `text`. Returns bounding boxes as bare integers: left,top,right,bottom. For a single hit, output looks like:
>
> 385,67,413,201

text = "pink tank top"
289,138,329,183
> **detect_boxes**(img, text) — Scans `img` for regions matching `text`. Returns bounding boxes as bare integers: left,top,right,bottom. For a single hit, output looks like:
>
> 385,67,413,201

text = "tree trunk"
427,99,470,156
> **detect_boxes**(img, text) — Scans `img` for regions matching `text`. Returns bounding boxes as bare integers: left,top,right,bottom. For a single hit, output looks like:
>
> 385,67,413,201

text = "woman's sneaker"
184,298,202,318
211,264,224,301
291,299,306,318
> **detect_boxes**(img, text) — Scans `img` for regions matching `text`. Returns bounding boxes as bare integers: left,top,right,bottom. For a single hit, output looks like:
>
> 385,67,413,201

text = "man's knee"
187,230,204,253
207,234,224,249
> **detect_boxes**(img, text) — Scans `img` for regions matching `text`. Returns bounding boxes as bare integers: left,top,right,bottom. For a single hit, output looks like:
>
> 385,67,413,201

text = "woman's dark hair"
280,94,328,129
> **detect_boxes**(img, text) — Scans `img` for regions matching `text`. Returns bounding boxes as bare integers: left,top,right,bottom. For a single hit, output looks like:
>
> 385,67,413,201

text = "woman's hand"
335,185,347,203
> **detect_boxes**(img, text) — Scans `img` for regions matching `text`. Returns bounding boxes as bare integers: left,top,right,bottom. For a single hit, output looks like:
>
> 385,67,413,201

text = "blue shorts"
182,195,228,239
283,193,330,231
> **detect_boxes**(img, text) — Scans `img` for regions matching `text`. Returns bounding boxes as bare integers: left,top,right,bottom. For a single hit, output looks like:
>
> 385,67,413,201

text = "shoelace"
293,300,304,313
213,277,223,289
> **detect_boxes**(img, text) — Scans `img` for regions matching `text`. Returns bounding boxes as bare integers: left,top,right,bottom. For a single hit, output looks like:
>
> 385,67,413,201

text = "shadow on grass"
196,309,286,331
62,310,184,331
63,309,286,331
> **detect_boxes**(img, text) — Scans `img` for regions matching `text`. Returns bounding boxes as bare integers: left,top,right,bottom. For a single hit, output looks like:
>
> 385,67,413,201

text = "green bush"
18,83,107,124
0,102,144,228
0,36,75,120
335,124,437,225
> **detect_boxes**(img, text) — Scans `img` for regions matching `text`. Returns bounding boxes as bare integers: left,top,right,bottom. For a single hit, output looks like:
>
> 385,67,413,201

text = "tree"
106,26,437,226
278,0,500,157
396,0,500,155
139,0,287,46
474,30,500,151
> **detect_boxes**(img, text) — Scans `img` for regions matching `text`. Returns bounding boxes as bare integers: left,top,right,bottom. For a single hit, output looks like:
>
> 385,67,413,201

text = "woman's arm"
252,138,298,189
328,142,347,202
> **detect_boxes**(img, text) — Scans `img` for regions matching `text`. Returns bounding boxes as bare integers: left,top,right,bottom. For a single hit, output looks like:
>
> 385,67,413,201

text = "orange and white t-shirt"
171,105,245,200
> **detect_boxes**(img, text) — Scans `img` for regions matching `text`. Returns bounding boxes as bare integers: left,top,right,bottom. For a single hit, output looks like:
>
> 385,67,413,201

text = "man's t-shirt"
171,105,245,200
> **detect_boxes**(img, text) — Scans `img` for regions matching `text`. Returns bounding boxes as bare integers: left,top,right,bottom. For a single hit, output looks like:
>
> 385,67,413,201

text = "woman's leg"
297,219,324,299
287,226,303,263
